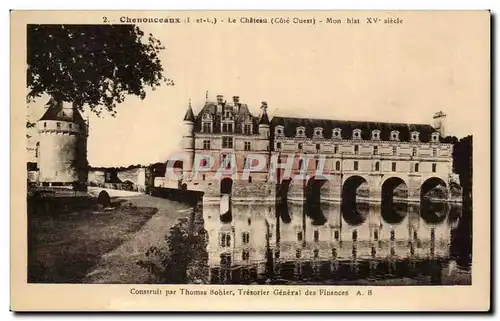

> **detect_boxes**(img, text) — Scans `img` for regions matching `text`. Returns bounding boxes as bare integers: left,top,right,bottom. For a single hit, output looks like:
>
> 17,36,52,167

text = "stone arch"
305,176,329,225
342,175,369,201
341,175,369,226
381,176,409,200
381,177,408,225
421,177,448,201
220,177,233,195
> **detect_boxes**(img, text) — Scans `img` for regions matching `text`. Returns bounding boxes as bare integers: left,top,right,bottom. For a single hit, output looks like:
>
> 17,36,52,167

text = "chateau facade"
159,94,461,204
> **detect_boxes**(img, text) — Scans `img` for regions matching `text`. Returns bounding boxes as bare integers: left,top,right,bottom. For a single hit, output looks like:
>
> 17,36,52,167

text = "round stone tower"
36,98,88,186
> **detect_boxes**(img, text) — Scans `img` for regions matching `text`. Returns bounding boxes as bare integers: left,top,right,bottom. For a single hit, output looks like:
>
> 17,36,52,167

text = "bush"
137,212,209,284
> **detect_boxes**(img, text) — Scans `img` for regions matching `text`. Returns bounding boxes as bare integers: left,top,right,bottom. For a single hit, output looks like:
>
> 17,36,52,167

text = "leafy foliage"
27,24,173,116
137,208,209,284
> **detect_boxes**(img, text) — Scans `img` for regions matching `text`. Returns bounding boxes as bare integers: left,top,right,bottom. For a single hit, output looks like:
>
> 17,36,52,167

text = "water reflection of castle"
204,198,461,283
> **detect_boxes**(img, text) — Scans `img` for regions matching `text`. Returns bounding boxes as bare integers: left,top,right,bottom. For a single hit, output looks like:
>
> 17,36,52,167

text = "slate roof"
39,98,87,126
193,101,260,134
183,104,195,122
270,116,439,142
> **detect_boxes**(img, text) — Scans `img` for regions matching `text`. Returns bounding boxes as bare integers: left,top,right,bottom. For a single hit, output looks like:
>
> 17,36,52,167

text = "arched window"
335,161,340,171
414,163,419,172
375,161,380,171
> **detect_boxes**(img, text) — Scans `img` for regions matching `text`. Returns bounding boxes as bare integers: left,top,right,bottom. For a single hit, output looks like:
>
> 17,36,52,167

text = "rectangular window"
373,146,378,155
203,122,211,133
433,148,437,157
44,122,47,128
354,145,359,155
314,230,319,242
202,174,206,181
248,176,252,183
244,141,251,151
221,154,231,169
220,233,231,247
392,162,396,172
415,163,419,172
314,249,319,259
316,143,321,151
276,142,282,150
334,145,339,154
69,123,72,129
242,232,250,244
392,146,397,156
332,248,337,259
412,147,417,156
297,231,303,241
354,161,359,171
203,140,211,150
56,122,61,129
352,230,357,241
334,230,339,241
222,123,233,133
296,249,301,258
244,124,252,135
222,136,233,148
242,250,250,261
390,230,395,241
432,163,437,173
315,160,319,169
298,143,303,151
373,230,379,241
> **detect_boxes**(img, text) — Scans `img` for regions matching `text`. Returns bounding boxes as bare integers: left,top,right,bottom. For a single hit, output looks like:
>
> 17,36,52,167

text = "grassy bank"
28,195,158,283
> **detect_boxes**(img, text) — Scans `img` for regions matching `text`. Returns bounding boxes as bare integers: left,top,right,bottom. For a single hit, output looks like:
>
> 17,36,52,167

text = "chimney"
216,95,224,105
433,111,446,137
233,96,240,112
261,101,268,111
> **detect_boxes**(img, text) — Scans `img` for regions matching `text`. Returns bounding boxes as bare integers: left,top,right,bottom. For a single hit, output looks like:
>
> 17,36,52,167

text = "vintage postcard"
11,10,490,311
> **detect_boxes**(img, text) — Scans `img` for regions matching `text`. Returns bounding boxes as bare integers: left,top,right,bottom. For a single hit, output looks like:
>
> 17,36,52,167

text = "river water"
200,198,471,285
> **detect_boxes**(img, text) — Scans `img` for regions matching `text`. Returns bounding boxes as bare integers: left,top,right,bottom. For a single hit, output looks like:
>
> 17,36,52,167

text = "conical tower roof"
183,100,195,122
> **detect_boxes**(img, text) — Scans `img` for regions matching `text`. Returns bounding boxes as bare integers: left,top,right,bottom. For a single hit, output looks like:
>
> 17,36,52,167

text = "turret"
181,99,195,180
258,101,270,137
36,98,88,186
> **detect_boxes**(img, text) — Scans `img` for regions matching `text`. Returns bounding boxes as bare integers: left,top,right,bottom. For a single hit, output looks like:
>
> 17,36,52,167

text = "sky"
26,12,488,166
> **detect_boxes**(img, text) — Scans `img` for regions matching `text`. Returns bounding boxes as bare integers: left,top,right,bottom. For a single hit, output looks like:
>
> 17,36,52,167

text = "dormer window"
313,127,323,139
222,123,233,133
275,125,284,137
431,132,440,143
202,122,212,133
390,130,400,141
243,123,253,135
352,129,362,140
411,131,420,142
332,128,342,139
296,126,306,137
371,130,381,140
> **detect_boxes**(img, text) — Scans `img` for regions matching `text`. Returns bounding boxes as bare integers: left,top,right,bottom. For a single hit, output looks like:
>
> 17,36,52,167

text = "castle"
158,94,461,204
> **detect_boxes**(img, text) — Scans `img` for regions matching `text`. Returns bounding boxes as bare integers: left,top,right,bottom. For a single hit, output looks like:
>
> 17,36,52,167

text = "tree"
27,24,173,117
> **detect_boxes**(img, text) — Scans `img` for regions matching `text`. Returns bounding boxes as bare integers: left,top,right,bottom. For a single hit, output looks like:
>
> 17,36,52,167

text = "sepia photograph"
11,10,490,311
